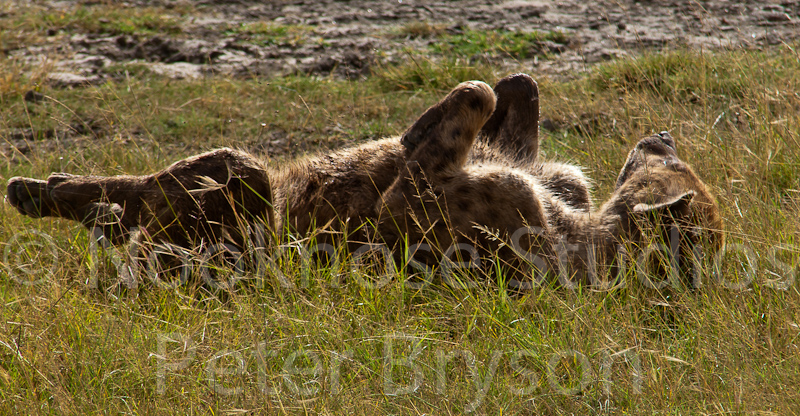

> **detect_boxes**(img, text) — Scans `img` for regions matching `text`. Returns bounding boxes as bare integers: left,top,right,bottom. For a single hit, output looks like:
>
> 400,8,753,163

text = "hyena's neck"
542,195,625,282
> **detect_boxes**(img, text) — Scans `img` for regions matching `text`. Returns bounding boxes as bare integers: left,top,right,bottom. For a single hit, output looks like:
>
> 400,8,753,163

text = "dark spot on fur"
345,176,363,189
456,185,472,195
615,154,639,189
544,176,590,210
306,180,319,194
433,160,449,173
469,96,485,111
457,200,471,212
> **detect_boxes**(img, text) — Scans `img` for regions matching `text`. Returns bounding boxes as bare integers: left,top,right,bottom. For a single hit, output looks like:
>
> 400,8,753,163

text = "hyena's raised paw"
479,73,540,160
6,173,75,218
400,80,495,166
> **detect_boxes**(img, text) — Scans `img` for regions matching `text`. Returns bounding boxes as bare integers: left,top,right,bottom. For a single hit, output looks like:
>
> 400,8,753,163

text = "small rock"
500,1,547,18
24,90,45,103
47,72,100,88
540,40,566,53
148,62,203,79
763,12,791,22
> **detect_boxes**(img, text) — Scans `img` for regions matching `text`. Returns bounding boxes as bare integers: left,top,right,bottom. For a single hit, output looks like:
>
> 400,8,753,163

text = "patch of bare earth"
6,0,799,83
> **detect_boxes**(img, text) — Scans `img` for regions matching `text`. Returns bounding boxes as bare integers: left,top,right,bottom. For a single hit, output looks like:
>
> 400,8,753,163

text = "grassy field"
2,7,800,413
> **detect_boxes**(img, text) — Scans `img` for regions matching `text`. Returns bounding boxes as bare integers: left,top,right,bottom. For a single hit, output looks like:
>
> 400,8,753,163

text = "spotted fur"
6,74,722,286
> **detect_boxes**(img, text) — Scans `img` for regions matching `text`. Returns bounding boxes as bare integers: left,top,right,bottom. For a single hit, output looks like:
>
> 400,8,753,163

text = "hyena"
5,74,722,287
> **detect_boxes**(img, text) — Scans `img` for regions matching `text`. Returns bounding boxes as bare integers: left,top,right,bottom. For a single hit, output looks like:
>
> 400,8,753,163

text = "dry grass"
1,15,799,413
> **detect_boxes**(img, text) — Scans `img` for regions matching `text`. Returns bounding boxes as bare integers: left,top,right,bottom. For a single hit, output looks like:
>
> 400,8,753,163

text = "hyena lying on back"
6,74,722,286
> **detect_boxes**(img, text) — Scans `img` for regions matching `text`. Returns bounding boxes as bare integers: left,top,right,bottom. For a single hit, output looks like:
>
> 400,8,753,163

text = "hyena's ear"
478,73,539,161
633,191,696,221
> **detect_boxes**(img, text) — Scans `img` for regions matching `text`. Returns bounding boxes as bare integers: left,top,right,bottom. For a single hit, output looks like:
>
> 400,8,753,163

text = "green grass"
0,3,190,60
591,49,752,99
2,4,185,39
374,54,501,92
1,15,800,414
225,22,322,48
429,29,569,59
0,69,440,166
391,21,449,39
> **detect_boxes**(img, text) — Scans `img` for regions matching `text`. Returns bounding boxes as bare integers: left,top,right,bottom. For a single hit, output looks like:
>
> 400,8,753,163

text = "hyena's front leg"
7,148,274,248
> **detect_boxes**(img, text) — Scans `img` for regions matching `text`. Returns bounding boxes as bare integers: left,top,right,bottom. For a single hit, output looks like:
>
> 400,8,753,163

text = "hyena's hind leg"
377,80,561,282
376,81,495,256
7,173,145,244
469,73,593,211
476,73,540,162
399,81,496,174
135,148,275,248
6,148,275,248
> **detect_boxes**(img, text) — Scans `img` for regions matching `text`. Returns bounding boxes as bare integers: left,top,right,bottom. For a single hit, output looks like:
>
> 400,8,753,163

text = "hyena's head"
607,131,723,281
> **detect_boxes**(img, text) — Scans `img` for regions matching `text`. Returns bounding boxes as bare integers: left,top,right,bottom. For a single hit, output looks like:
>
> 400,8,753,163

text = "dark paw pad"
6,177,53,218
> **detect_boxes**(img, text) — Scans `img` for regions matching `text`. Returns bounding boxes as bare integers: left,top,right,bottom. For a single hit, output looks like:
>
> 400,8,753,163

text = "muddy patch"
6,0,799,84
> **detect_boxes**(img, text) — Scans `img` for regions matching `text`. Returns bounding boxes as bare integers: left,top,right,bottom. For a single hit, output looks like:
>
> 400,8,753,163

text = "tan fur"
5,74,722,286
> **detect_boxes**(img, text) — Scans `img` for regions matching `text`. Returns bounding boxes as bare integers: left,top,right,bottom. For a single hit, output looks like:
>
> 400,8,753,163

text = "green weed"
226,22,320,47
6,5,184,37
431,29,569,59
374,52,501,92
391,21,449,39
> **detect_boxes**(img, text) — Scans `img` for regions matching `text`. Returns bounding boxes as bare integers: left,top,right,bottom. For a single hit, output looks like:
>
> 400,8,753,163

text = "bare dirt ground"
8,0,800,84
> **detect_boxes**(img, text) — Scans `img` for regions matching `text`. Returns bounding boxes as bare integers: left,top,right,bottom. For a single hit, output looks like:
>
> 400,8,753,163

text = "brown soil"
7,0,800,83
